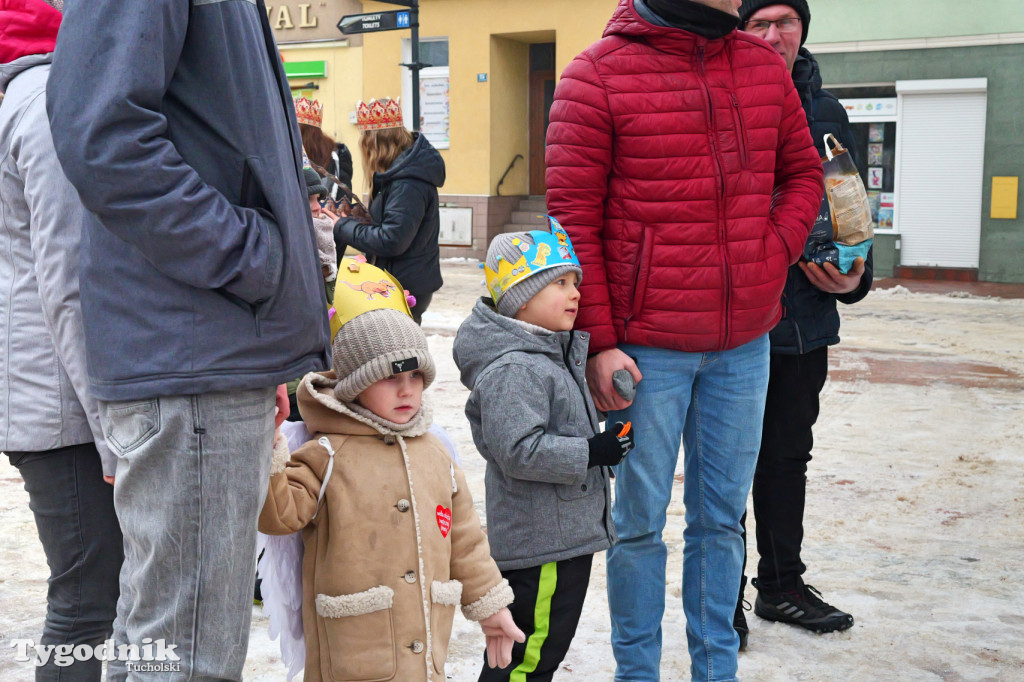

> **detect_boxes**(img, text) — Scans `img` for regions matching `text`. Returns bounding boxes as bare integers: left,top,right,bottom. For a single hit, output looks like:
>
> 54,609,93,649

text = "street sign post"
337,0,426,133
337,10,410,35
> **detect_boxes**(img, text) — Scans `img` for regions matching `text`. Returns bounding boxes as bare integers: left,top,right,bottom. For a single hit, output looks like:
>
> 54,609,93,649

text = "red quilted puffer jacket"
546,0,824,355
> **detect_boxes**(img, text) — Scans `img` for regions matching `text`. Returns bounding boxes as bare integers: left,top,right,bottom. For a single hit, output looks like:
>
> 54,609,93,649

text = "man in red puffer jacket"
546,0,823,679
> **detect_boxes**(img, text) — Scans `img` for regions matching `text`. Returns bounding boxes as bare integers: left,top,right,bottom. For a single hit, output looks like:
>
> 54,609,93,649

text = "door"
529,43,556,195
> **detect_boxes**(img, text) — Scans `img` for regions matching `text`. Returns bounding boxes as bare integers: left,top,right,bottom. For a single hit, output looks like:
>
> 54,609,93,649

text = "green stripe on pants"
510,562,558,681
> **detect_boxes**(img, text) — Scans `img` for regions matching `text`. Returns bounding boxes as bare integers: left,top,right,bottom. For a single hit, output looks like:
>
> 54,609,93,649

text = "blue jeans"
606,336,770,682
99,388,275,681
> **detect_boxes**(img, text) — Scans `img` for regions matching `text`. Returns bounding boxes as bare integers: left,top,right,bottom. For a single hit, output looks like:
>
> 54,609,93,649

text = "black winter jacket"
769,48,873,355
333,133,444,299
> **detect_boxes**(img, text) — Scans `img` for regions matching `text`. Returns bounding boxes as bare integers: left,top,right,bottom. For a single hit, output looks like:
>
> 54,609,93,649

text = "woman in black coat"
333,99,445,324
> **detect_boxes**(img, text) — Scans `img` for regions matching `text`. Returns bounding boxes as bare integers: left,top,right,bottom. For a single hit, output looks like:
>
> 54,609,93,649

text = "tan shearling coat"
259,371,512,682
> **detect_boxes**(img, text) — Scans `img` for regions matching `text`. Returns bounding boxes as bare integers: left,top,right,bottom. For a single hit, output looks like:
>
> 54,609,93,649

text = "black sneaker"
735,575,750,651
752,577,854,634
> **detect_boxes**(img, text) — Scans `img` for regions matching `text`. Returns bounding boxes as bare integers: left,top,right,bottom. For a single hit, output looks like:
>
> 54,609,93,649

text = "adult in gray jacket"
0,1,122,680
46,0,331,678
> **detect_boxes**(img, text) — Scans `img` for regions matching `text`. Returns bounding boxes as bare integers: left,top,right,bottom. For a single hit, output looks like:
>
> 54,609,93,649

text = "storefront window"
839,97,898,231
402,38,450,149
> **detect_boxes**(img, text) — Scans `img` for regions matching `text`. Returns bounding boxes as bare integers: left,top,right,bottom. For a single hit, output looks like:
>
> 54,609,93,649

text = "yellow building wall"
280,43,366,189
360,0,618,196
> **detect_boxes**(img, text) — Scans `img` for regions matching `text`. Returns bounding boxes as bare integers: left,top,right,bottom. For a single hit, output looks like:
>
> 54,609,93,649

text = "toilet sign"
338,10,411,34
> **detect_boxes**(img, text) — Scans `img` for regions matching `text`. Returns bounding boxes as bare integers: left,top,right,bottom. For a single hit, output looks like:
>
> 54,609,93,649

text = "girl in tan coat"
259,295,522,682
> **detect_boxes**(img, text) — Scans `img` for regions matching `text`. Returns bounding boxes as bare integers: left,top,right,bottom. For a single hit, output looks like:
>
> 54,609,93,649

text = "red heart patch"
436,505,452,538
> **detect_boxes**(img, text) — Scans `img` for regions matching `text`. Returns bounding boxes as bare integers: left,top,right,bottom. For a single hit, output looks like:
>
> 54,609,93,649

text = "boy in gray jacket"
453,218,634,681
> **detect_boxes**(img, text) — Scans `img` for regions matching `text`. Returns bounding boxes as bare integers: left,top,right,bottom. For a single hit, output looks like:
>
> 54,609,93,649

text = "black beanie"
739,0,810,46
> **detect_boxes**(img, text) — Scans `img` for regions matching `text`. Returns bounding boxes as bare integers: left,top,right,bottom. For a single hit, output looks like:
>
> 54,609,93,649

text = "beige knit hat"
332,308,435,402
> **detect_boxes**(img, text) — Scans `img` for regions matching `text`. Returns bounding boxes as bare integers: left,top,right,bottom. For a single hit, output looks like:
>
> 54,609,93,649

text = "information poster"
868,167,884,189
877,192,895,229
419,77,450,149
868,143,884,166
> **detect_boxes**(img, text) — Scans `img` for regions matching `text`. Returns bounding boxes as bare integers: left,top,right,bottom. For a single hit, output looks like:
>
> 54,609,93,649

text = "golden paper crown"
294,97,323,128
356,98,404,131
329,257,413,341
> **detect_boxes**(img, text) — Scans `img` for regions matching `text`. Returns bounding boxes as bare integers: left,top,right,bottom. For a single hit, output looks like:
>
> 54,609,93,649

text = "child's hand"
479,608,525,669
275,385,290,427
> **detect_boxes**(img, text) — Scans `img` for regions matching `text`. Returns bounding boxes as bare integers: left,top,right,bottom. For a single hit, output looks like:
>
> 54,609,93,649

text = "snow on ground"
2,262,1023,681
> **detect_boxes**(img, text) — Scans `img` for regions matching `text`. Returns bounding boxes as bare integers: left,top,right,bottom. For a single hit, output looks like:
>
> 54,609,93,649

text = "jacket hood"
373,132,446,192
792,47,822,96
297,370,433,438
604,0,737,47
0,0,60,67
453,298,573,390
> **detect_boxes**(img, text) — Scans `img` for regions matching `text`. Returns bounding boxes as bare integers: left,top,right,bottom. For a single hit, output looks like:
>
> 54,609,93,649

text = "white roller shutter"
896,80,987,268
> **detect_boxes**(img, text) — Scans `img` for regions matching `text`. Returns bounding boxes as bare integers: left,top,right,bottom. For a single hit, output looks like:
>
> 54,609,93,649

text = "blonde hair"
360,127,415,190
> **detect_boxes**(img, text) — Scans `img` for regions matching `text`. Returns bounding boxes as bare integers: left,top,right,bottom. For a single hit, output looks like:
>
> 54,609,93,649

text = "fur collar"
300,371,433,439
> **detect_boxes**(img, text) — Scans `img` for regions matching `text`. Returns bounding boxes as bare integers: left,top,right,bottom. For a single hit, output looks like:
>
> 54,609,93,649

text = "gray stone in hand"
612,369,636,402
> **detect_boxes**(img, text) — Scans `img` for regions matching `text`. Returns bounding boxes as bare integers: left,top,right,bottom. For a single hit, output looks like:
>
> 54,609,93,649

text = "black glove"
587,422,635,468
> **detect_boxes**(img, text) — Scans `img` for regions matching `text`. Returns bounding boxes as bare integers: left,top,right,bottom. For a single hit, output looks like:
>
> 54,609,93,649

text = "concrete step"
510,211,549,225
517,198,547,212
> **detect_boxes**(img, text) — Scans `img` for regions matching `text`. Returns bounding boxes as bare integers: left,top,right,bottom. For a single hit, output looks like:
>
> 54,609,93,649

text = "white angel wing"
258,532,306,680
258,419,314,681
428,422,462,465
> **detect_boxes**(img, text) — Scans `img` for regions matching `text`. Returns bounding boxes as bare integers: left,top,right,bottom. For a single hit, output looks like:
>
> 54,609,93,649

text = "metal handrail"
496,154,524,196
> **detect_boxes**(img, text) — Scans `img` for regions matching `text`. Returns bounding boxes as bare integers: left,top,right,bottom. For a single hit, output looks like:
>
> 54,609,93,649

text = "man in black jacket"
735,0,872,646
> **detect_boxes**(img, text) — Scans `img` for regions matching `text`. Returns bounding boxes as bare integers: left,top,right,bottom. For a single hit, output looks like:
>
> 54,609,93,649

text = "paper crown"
294,96,323,128
356,98,404,131
329,256,413,341
484,216,581,305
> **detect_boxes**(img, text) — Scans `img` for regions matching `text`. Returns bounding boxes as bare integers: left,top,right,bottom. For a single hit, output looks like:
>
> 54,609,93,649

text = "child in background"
259,259,523,682
453,218,634,681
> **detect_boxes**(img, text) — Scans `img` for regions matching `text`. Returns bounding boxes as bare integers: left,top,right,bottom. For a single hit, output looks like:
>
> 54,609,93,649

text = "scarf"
642,0,740,39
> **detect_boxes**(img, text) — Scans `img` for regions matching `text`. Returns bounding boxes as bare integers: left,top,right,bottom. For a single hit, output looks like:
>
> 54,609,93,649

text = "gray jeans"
100,388,275,681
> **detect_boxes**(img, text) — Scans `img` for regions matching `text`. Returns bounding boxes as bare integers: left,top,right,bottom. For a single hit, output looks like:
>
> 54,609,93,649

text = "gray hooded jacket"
0,54,112,473
453,299,616,571
45,0,331,401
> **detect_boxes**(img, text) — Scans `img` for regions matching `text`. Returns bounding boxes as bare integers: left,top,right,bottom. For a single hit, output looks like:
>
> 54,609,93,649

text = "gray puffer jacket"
453,299,616,571
0,55,112,474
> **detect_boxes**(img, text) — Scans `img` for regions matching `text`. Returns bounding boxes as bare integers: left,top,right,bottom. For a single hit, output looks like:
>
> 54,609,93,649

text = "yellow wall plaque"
991,176,1019,219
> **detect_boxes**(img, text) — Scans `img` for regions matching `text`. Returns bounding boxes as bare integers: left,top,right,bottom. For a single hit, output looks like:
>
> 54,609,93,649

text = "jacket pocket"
624,226,655,340
429,580,462,675
102,400,160,456
316,586,396,682
730,93,751,169
555,468,607,549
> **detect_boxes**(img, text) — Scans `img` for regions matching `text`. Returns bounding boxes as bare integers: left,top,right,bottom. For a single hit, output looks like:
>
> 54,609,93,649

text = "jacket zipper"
730,93,750,168
698,44,731,349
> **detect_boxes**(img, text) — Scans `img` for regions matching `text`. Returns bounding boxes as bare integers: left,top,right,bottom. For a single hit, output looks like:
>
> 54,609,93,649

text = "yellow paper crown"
330,257,413,341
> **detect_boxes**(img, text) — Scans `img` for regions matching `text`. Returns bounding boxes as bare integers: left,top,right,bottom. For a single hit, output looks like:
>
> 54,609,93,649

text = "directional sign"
338,10,411,35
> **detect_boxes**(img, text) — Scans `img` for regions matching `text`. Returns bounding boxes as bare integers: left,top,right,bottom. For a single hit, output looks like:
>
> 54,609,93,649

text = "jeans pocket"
316,586,397,681
103,400,160,456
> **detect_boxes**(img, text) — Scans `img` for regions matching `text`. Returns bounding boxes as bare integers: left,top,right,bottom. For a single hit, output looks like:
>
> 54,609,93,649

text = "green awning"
284,60,327,79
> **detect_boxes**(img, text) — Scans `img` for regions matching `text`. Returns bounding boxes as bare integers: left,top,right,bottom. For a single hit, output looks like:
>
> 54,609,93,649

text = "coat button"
575,360,582,366
581,484,588,492
396,499,411,512
410,640,424,654
404,570,417,584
